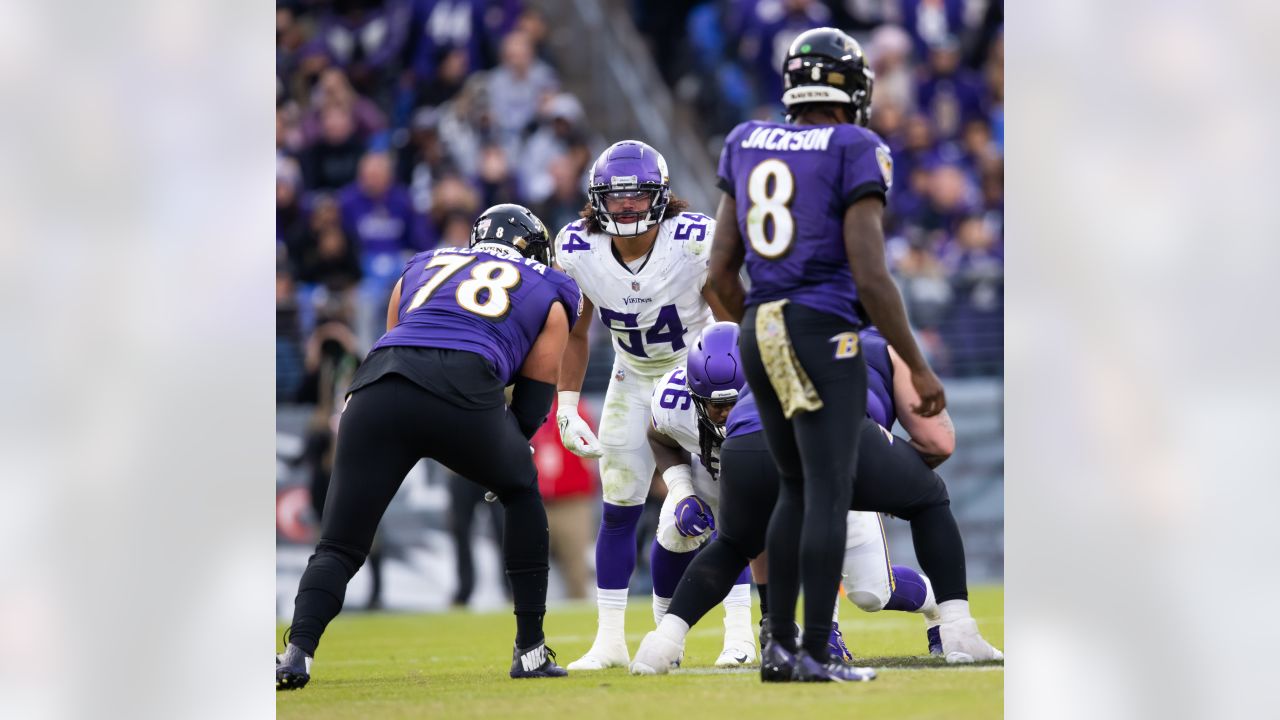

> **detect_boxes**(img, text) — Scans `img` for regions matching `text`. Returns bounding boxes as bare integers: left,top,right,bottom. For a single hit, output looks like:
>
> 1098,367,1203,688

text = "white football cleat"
566,638,631,671
630,631,683,675
939,618,1003,663
714,639,758,668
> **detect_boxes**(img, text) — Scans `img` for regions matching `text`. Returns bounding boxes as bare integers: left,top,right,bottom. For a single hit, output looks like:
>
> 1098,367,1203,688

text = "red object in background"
276,485,315,543
532,400,596,499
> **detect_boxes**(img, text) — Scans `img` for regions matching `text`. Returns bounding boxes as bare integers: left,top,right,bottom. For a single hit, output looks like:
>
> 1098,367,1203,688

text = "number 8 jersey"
554,212,717,376
716,120,893,326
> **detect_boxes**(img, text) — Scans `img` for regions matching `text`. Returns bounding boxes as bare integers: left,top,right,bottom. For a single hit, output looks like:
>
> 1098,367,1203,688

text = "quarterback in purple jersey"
707,28,996,682
277,205,580,689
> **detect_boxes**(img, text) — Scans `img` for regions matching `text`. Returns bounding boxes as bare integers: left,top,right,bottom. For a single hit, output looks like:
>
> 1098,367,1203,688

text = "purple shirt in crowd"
338,183,430,260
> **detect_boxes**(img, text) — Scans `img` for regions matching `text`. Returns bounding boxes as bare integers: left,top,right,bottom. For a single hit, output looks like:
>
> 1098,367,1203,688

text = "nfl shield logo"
631,281,640,291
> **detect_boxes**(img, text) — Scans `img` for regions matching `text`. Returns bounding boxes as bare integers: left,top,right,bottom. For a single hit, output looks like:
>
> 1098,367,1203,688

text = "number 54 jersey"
373,245,582,385
555,212,717,377
716,120,893,327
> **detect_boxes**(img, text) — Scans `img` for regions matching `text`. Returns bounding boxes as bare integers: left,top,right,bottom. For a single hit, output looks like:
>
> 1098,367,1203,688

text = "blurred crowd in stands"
638,0,1004,375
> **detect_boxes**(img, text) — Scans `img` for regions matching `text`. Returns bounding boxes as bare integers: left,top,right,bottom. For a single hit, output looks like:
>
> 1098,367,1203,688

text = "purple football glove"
674,495,715,537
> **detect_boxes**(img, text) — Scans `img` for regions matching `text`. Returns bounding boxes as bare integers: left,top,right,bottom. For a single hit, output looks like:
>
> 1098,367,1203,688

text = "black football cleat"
759,640,798,683
510,642,569,679
792,649,877,683
276,644,312,690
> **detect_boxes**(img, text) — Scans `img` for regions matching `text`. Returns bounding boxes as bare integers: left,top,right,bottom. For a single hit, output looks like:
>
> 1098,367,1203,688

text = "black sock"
757,582,769,618
500,485,550,648
289,540,367,656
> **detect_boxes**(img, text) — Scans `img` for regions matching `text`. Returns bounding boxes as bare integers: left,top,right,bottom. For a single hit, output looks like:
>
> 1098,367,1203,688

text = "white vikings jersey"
649,367,701,456
555,212,716,377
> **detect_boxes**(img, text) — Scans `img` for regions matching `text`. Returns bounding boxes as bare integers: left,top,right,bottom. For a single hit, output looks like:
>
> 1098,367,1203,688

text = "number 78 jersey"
716,120,893,327
555,212,716,376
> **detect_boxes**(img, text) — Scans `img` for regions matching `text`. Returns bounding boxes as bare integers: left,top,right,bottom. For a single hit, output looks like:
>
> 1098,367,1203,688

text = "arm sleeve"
510,376,557,440
554,275,584,332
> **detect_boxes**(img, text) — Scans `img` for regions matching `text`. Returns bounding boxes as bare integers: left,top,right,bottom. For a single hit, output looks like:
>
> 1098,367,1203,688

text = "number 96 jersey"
554,212,716,377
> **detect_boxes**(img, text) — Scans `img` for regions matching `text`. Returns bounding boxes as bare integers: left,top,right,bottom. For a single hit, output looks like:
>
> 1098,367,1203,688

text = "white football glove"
556,391,602,458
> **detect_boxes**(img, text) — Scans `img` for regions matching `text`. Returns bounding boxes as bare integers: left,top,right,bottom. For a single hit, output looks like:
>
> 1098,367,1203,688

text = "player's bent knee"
657,524,709,554
848,589,890,613
310,539,368,578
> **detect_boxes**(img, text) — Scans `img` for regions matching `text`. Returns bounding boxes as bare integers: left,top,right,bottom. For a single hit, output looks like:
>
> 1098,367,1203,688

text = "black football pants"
287,373,550,655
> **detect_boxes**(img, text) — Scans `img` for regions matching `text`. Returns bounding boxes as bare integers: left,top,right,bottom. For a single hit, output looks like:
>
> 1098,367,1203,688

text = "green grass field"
278,585,1003,719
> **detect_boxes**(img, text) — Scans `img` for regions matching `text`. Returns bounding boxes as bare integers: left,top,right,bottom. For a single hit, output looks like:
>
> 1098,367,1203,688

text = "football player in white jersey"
647,322,755,667
554,140,729,670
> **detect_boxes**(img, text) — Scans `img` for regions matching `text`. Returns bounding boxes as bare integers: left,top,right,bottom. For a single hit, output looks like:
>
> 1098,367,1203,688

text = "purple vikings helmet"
587,140,671,237
686,322,746,441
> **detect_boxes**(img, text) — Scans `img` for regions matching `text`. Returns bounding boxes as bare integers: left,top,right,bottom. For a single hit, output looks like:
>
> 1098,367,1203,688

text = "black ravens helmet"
781,27,875,127
471,203,554,266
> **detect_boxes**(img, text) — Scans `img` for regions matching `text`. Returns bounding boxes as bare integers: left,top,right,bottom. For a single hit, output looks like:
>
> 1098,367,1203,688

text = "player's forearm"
708,270,745,323
558,330,589,392
647,429,691,475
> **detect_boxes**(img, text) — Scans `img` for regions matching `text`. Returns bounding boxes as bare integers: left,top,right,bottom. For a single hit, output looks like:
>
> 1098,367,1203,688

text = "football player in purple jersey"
277,204,580,689
707,28,997,682
632,322,1004,677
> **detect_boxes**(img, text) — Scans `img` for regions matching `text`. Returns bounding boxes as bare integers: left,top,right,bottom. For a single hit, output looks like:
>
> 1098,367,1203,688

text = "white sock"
723,584,754,644
921,576,941,624
937,599,972,624
652,594,671,627
832,593,842,624
595,588,629,646
656,614,690,644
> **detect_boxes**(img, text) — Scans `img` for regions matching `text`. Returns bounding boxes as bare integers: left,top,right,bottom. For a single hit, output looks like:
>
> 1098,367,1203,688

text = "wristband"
662,464,694,498
558,390,580,412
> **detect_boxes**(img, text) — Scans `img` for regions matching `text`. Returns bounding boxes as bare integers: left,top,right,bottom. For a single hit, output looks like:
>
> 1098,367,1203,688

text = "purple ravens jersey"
716,120,893,326
373,245,581,385
727,327,896,440
725,384,763,440
860,327,896,430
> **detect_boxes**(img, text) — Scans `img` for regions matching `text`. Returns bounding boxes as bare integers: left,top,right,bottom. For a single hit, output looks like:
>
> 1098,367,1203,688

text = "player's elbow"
913,422,956,461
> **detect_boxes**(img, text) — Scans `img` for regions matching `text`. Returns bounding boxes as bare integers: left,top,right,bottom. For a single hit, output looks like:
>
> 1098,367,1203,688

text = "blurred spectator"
866,24,917,112
277,156,306,253
518,93,587,205
487,31,559,151
301,106,366,190
941,214,1003,375
449,472,506,607
919,157,977,237
277,264,306,403
277,101,306,157
339,151,429,263
898,0,970,59
916,36,986,141
534,153,591,234
476,142,519,208
737,0,831,113
514,6,553,63
427,172,481,242
303,68,388,145
889,227,953,331
436,74,492,180
397,108,452,213
532,400,598,601
306,0,407,98
437,210,475,248
405,0,489,103
294,194,363,292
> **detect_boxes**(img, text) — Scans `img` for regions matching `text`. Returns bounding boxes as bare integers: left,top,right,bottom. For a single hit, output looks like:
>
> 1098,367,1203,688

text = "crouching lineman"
277,204,578,689
552,140,730,670
631,324,1001,681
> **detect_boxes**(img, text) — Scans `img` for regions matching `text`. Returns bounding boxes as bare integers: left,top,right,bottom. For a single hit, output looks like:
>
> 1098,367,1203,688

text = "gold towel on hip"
755,299,823,419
